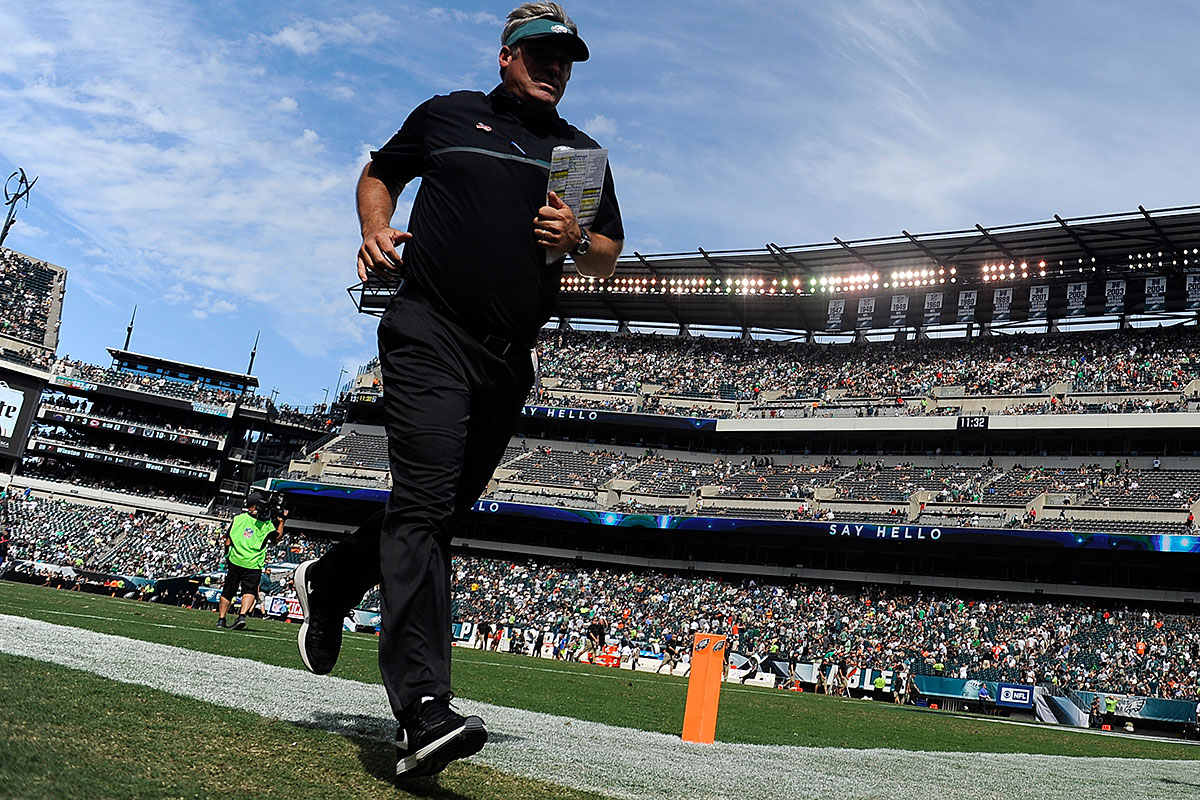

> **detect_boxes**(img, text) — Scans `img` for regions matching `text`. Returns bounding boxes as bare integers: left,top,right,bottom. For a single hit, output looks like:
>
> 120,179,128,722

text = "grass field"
2,580,1198,800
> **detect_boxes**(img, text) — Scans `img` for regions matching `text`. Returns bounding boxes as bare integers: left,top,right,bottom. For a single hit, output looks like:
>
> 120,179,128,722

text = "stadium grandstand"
9,205,1200,739
2,348,337,515
0,246,65,356
1,247,339,519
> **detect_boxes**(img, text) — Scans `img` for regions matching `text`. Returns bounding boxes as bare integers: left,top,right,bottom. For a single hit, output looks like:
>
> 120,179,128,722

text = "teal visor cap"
504,18,589,62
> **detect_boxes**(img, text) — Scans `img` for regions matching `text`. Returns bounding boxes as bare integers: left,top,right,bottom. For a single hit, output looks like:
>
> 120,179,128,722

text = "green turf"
0,651,613,800
2,580,1197,761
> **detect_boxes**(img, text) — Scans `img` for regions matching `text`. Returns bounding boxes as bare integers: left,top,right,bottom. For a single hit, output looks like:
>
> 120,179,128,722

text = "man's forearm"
357,162,402,237
572,232,622,278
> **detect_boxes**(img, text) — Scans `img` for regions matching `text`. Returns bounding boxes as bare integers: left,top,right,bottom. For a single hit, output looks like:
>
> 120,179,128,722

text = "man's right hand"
357,227,413,282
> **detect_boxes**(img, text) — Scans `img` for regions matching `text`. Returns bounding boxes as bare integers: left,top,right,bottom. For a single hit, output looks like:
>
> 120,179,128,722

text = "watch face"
575,230,591,255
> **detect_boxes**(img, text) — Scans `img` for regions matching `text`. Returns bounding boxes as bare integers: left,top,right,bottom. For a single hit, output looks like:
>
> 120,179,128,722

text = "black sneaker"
233,615,247,630
295,559,343,675
216,617,229,629
394,695,487,778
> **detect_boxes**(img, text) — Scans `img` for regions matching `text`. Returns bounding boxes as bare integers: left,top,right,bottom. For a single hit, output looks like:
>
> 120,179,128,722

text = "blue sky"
2,1,1199,406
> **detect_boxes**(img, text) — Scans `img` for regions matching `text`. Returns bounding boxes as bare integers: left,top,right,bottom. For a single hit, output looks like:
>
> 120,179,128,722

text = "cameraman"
218,491,286,630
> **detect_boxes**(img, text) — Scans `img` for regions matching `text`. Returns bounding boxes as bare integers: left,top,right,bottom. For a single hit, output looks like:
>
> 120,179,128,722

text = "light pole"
334,367,347,402
1,168,37,249
321,387,329,407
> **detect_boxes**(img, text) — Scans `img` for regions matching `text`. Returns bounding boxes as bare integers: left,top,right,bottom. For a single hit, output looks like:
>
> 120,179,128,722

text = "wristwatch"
571,228,591,256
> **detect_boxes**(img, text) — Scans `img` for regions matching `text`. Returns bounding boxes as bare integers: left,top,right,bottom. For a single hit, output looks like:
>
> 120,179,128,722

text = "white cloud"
426,8,501,26
584,114,617,141
0,0,375,379
267,23,322,55
264,14,390,56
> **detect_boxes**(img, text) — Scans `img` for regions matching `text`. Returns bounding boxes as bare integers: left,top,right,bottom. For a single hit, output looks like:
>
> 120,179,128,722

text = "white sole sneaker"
294,559,322,674
395,716,487,778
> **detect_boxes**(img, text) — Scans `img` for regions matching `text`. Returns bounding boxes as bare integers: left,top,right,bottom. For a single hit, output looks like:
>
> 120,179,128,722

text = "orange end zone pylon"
681,632,726,744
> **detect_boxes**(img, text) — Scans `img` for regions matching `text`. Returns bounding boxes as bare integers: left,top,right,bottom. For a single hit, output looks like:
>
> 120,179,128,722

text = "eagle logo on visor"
550,24,571,34
476,123,492,132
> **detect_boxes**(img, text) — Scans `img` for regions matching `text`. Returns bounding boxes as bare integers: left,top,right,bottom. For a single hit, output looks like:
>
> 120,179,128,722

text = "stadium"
5,201,1200,799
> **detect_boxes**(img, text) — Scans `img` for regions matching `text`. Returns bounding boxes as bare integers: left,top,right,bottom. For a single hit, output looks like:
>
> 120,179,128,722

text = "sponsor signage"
828,523,942,540
272,483,1200,556
826,299,845,331
44,410,220,449
30,440,213,480
992,287,1013,322
996,683,1035,708
1028,285,1049,320
0,371,41,459
1104,279,1126,315
520,405,718,431
265,595,303,620
1144,276,1167,312
191,401,231,417
856,297,875,330
956,290,977,323
798,663,894,693
890,295,909,327
53,376,98,393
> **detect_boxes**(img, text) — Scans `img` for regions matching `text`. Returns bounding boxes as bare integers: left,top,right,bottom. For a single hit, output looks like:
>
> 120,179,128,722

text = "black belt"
398,281,532,358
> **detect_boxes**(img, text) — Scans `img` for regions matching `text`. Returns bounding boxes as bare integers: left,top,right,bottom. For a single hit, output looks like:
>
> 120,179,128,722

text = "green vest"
227,513,274,570
873,676,886,690
1104,696,1118,713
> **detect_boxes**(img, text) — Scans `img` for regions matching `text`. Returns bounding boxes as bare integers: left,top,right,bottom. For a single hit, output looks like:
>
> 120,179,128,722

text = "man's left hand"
533,191,580,261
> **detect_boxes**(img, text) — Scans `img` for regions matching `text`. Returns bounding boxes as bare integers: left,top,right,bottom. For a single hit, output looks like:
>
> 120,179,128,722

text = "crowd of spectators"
995,398,1190,415
39,357,329,430
449,554,1200,702
526,327,1200,418
49,357,243,405
2,493,226,579
42,395,226,439
30,426,220,472
6,488,1199,703
0,248,60,346
1,345,55,370
18,459,211,507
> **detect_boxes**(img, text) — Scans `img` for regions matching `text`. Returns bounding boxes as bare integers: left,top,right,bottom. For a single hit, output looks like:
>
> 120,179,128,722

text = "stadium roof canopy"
107,347,260,390
553,204,1200,330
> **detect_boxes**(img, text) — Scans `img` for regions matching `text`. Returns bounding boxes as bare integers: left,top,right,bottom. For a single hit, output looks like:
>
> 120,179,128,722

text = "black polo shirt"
371,84,624,343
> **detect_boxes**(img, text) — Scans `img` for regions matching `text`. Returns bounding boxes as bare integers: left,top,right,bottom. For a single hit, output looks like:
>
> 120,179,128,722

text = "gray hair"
501,2,577,46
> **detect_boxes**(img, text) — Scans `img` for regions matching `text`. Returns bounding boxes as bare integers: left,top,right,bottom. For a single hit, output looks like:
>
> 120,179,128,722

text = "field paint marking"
12,599,759,693
12,603,1199,736
2,613,1197,800
9,597,1199,745
11,605,382,654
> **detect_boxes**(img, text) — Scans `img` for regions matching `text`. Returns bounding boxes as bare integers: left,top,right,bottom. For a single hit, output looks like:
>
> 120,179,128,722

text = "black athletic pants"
311,292,533,719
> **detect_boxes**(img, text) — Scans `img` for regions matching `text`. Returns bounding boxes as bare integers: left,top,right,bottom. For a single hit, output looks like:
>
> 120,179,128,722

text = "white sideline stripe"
21,606,1193,731
27,605,1196,746
0,614,1195,800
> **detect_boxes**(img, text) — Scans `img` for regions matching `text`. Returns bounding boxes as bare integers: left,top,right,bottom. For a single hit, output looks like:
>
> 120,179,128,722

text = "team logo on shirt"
242,527,255,538
476,123,493,132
